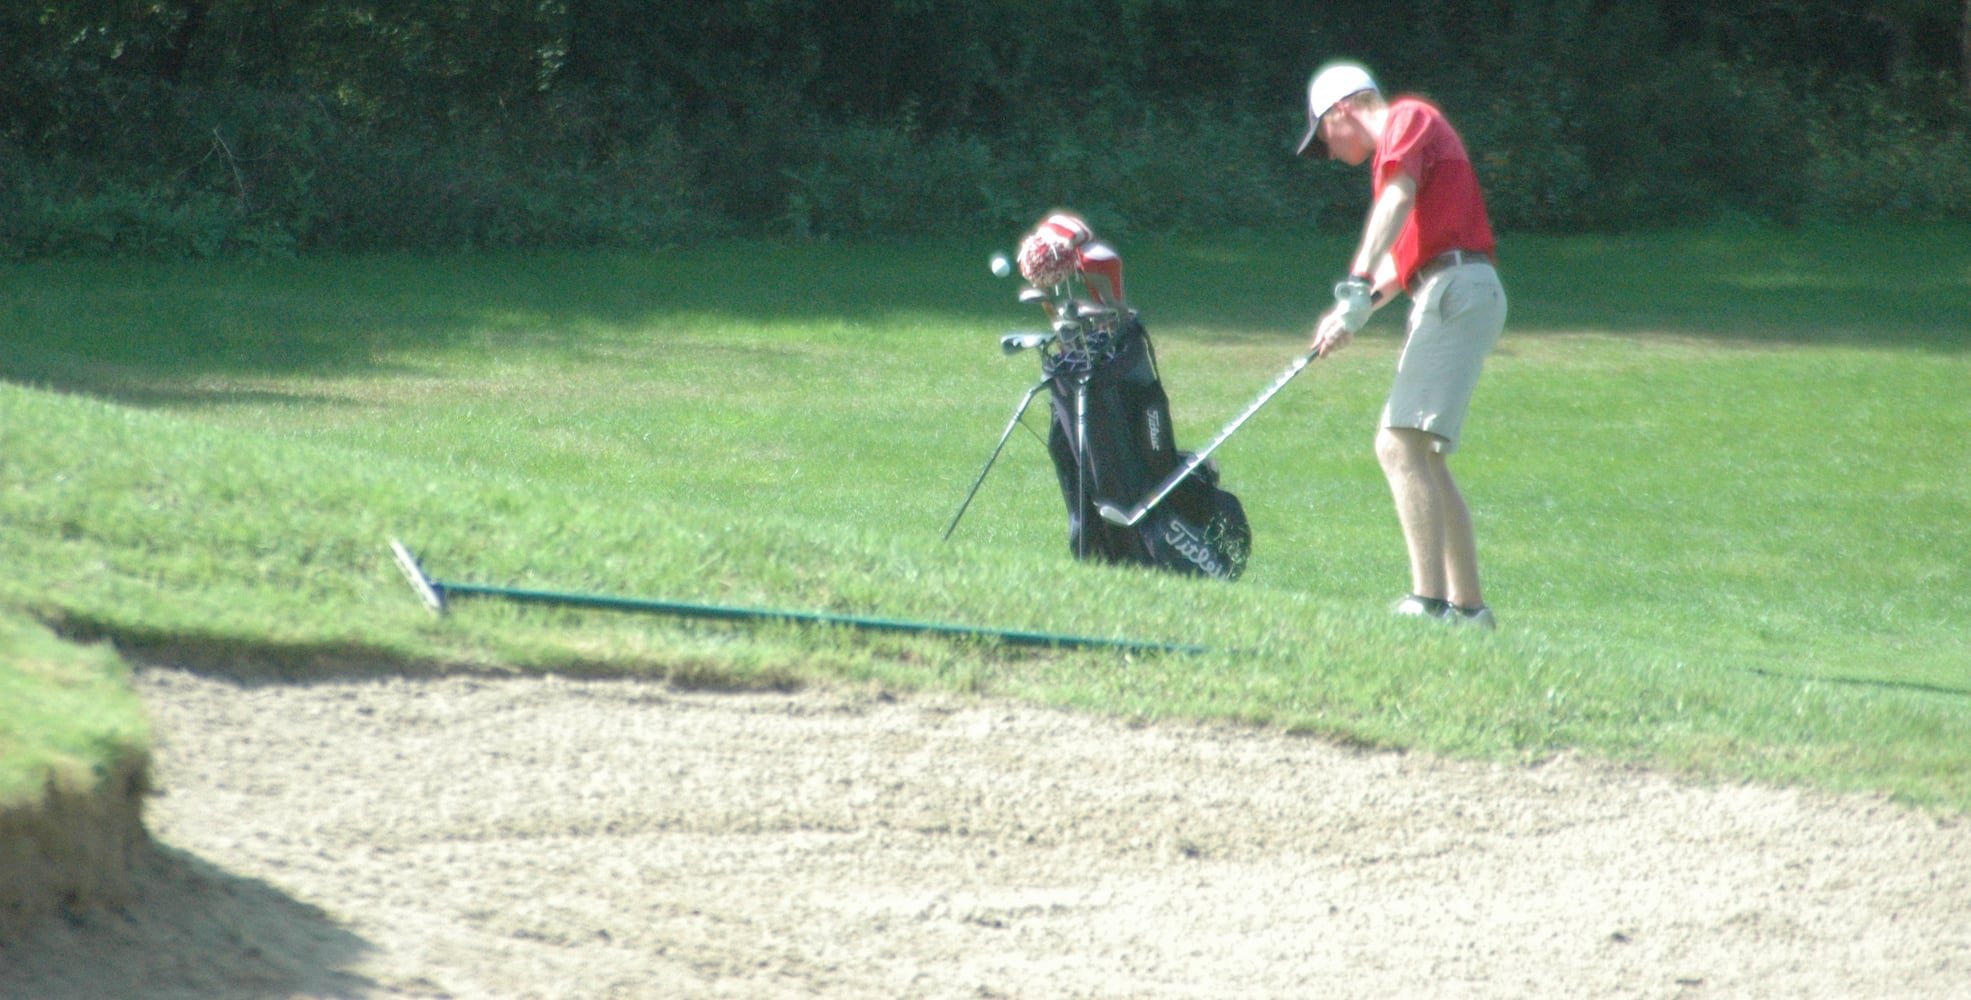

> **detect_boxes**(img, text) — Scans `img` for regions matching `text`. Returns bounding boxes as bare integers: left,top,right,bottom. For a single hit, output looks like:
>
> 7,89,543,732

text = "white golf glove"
1331,276,1374,333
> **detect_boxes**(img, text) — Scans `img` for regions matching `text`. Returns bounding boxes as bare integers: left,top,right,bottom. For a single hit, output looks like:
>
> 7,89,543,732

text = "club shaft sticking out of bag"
1097,349,1319,527
942,379,1048,540
1074,374,1090,559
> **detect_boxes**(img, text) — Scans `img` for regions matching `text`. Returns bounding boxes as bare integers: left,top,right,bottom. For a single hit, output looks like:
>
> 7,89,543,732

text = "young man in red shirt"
1299,61,1507,628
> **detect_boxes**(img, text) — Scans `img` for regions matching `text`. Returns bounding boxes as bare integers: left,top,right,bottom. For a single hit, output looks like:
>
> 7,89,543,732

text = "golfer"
1299,60,1506,628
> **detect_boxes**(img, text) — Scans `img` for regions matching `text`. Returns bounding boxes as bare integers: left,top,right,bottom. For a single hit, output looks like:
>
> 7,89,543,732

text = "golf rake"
389,539,1209,656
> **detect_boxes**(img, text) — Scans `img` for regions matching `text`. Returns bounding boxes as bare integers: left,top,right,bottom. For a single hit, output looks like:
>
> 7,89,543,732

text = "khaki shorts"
1381,262,1506,453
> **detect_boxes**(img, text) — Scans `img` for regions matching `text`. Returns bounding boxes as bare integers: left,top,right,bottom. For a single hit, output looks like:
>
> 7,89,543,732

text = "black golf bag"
1043,316,1251,580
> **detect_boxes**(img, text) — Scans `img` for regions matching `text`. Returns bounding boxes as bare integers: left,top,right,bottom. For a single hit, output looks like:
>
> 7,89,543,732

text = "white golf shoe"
1392,595,1496,629
1392,594,1451,618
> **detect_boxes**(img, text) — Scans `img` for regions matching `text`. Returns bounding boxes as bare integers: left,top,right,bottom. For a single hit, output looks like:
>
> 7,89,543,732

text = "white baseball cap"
1296,61,1378,156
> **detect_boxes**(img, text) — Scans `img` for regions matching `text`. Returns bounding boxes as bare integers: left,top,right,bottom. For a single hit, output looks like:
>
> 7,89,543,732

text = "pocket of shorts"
1436,272,1505,326
1435,275,1472,321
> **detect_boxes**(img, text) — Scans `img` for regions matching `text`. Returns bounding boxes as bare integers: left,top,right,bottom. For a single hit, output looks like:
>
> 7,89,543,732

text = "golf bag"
942,212,1252,578
1042,315,1251,580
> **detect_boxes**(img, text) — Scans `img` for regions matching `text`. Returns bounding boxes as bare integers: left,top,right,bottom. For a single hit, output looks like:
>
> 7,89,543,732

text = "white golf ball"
989,253,1012,278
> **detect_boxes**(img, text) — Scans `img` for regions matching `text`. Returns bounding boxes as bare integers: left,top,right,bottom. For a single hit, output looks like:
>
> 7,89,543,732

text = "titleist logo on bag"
1163,519,1229,579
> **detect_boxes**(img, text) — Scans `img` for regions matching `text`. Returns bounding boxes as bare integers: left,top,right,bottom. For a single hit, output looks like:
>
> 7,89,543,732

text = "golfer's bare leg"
1376,427,1448,601
1426,456,1484,609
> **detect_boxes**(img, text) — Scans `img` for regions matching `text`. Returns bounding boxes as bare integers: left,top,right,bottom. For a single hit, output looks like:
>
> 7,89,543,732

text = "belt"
1413,249,1494,285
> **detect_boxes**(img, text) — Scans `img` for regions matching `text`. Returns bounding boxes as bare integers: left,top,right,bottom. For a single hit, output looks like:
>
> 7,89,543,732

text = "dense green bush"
1805,74,1971,221
776,116,999,238
2,1,1966,257
1454,63,1594,233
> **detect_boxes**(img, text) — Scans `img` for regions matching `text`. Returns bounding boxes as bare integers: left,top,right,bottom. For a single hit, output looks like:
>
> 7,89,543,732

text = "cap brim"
1295,118,1322,157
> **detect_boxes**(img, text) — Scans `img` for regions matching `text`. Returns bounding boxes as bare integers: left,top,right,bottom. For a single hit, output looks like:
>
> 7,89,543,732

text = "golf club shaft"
1098,349,1318,527
1074,374,1088,559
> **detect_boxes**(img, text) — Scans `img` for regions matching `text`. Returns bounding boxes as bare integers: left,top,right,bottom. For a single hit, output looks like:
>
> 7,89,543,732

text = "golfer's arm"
1351,171,1415,306
1368,255,1399,306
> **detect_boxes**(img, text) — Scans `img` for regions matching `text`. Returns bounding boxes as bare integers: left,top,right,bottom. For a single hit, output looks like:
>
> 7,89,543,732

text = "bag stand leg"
942,379,1048,541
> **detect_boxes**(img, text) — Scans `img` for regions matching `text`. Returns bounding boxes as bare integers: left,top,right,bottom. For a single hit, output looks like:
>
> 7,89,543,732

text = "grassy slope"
0,610,147,805
1,225,1966,810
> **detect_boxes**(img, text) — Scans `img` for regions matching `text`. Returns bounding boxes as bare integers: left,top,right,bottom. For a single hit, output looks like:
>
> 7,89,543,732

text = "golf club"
1097,348,1319,527
1000,331,1056,355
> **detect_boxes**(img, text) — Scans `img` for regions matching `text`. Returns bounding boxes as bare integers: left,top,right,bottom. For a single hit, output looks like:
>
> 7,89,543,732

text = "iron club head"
1096,502,1136,526
1000,331,1056,355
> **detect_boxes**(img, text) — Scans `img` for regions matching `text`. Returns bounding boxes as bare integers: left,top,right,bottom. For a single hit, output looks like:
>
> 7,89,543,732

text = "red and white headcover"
1077,240,1125,306
1015,212,1125,304
1017,231,1079,290
1016,213,1088,289
1035,212,1094,248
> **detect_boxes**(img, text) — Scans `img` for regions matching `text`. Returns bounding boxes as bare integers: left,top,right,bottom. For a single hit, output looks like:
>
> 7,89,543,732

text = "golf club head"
1096,502,1136,526
1000,331,1056,355
1018,287,1048,306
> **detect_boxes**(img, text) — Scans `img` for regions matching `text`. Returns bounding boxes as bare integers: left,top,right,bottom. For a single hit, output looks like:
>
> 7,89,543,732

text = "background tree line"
3,0,1968,258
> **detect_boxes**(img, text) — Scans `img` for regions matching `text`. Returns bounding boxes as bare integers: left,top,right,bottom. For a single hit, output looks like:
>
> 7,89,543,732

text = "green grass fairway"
3,225,1967,810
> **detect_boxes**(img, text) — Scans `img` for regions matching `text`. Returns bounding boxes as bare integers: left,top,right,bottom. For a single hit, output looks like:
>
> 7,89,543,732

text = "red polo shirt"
1373,97,1496,290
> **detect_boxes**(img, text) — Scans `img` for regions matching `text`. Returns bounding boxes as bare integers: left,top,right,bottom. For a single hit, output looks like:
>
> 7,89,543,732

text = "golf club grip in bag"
1044,318,1250,580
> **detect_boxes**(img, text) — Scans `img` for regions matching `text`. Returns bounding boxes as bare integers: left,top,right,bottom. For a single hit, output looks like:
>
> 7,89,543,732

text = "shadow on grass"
42,610,802,693
0,243,1026,396
4,225,1966,405
1144,225,1971,350
1742,665,1971,700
